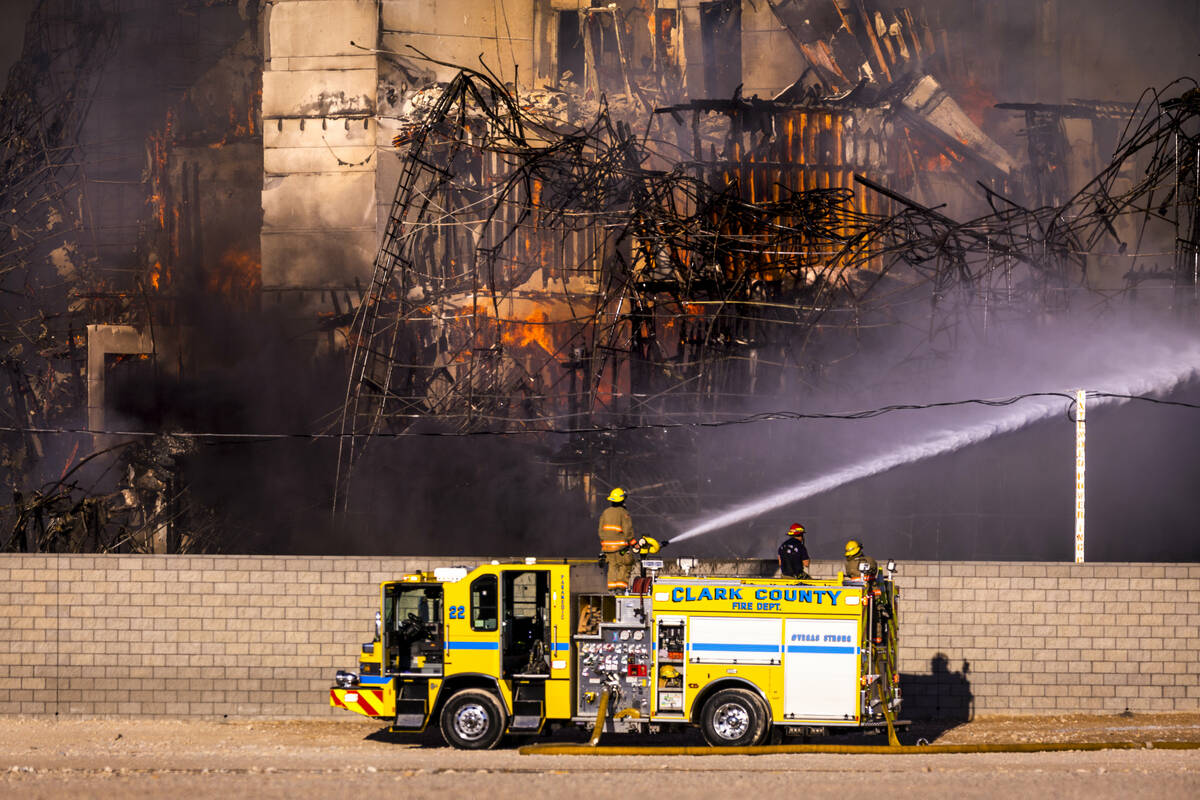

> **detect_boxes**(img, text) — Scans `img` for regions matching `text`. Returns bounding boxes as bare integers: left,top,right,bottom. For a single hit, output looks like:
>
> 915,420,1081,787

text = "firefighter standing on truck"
778,523,811,579
598,487,637,592
844,539,878,578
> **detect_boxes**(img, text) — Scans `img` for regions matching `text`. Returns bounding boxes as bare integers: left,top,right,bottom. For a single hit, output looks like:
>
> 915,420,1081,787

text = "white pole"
1074,389,1086,564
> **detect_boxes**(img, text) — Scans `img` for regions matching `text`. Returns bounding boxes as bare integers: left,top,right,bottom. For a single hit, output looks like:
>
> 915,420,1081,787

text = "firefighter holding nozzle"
778,523,811,579
597,487,661,592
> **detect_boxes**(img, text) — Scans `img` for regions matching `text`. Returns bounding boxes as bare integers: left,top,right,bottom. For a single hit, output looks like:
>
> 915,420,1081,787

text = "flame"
209,248,262,308
110,353,153,364
500,309,556,353
150,260,164,291
146,110,174,228
210,89,261,148
952,79,996,128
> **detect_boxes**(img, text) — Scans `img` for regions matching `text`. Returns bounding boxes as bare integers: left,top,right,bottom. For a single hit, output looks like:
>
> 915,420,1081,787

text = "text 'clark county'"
669,586,842,605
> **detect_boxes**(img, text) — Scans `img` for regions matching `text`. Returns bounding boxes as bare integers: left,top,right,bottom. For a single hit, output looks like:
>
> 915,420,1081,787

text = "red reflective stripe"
356,689,382,716
330,690,345,708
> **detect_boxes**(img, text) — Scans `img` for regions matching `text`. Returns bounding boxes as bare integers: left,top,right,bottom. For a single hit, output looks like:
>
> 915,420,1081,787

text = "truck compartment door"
782,618,859,720
688,616,782,664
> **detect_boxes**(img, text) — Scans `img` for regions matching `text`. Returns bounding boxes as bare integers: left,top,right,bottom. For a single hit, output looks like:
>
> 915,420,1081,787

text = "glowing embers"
209,87,260,149
146,110,174,229
498,309,556,354
208,248,262,308
468,304,574,361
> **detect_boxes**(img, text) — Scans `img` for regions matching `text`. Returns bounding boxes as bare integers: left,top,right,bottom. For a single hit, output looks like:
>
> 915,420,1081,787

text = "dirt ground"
1,714,1198,799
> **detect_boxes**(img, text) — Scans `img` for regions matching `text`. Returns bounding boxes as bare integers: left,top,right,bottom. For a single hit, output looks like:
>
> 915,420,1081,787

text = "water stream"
671,346,1200,544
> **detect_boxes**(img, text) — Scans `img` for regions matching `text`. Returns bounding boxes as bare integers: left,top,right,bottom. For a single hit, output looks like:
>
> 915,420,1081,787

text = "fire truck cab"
330,561,901,749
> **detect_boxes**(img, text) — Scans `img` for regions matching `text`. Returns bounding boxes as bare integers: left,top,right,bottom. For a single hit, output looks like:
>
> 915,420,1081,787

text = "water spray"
671,349,1200,544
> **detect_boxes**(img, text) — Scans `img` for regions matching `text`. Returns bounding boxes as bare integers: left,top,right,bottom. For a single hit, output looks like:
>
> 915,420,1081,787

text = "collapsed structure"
1,0,1199,552
333,29,1200,530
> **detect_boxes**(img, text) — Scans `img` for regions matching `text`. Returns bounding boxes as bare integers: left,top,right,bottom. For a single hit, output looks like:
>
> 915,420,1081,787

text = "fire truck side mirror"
374,611,382,641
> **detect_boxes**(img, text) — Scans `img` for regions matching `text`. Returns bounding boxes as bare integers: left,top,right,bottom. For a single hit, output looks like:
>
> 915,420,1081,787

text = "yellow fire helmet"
660,665,680,679
637,536,661,555
607,487,626,503
844,539,863,558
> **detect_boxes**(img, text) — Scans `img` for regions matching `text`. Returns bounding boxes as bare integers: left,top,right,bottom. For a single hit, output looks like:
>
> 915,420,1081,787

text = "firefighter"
843,539,878,579
598,487,637,592
777,523,811,579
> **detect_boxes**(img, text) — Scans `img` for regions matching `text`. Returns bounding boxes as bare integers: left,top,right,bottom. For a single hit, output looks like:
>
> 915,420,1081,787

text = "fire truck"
329,559,901,749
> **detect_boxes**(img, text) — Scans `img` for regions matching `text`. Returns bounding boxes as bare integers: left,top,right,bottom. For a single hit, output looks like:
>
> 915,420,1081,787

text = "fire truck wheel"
700,688,768,747
439,689,507,750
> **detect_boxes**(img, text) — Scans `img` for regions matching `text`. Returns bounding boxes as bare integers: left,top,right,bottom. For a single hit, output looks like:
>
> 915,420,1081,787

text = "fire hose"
521,739,1200,756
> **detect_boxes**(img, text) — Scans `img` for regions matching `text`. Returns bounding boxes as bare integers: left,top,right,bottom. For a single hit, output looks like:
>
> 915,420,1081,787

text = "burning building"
2,0,1199,557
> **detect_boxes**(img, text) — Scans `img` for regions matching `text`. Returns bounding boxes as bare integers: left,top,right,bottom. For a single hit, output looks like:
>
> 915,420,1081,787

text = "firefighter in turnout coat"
598,487,637,592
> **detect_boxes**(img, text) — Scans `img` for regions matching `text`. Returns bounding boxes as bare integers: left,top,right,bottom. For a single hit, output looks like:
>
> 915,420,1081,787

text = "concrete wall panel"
265,145,377,175
380,31,532,85
269,55,376,72
739,0,804,98
264,116,377,175
381,0,534,41
261,230,377,288
262,69,377,118
264,116,376,150
269,0,379,59
263,172,377,231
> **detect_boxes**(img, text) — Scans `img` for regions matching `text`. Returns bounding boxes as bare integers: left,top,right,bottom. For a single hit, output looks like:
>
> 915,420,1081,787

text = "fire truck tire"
439,689,507,750
699,688,768,747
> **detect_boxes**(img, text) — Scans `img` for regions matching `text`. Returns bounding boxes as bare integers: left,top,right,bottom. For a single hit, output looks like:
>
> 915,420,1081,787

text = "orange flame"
952,79,995,128
209,248,262,308
500,309,556,353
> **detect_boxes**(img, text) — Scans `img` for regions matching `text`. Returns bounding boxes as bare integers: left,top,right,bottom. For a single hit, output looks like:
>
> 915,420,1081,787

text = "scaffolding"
334,63,1200,527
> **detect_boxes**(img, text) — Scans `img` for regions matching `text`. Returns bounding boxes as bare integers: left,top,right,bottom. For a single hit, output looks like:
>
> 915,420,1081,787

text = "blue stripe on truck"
785,645,859,655
688,642,780,653
445,641,500,650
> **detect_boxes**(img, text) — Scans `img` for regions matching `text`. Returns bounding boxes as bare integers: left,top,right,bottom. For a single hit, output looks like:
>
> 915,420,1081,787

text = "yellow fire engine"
330,560,902,749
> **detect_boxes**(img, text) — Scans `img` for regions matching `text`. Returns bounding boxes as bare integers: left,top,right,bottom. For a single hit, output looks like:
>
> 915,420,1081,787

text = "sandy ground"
1,714,1198,799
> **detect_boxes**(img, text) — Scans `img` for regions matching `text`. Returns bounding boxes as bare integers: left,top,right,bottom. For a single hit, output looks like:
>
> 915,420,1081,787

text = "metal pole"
1074,389,1086,564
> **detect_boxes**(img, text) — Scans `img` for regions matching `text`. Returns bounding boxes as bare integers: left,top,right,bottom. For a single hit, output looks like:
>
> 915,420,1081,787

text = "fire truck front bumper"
330,686,392,717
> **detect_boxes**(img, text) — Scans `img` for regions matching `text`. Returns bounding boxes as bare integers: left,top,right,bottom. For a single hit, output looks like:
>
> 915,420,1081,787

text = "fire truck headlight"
335,670,359,688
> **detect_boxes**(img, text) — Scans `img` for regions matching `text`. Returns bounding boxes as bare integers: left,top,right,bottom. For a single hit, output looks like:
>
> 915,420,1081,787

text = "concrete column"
260,0,381,300
86,324,155,437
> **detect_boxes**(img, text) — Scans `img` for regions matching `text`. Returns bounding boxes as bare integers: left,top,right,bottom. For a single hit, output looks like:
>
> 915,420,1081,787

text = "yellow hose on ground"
520,740,1200,756
586,690,610,747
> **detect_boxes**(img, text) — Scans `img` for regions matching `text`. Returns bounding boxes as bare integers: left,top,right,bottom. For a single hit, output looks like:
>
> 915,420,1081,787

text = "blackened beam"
994,102,1137,119
654,97,841,116
851,173,1052,273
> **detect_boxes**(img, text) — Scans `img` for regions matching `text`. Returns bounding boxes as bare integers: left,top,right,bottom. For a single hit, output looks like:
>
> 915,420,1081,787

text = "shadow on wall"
902,653,974,726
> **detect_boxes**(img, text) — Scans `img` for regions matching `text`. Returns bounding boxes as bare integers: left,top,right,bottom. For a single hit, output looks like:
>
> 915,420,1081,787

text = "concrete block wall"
894,561,1200,719
0,555,1197,719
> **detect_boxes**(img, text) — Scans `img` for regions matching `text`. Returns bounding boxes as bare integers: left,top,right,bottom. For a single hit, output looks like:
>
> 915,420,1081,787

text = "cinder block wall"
1,555,1196,719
